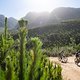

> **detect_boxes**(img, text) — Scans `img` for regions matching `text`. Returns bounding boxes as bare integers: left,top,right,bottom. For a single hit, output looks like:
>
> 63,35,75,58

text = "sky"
0,0,80,19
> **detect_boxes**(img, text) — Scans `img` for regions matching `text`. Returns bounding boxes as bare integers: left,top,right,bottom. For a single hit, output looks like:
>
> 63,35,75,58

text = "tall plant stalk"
18,20,28,80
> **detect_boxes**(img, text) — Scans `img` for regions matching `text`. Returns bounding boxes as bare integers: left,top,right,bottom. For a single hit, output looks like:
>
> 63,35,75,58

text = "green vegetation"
0,18,62,80
28,20,80,56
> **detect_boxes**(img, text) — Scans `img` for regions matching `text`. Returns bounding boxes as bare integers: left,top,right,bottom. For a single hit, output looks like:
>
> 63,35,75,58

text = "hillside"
28,20,80,47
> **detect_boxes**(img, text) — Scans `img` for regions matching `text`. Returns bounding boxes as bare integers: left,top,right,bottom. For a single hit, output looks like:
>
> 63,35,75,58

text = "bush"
0,18,62,80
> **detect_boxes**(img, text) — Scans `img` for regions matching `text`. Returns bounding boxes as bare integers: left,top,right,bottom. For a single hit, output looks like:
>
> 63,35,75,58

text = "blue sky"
0,0,80,19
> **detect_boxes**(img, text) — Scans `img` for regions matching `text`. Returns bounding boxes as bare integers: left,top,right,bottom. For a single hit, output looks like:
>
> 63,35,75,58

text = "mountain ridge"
1,7,80,29
23,7,80,28
0,15,18,30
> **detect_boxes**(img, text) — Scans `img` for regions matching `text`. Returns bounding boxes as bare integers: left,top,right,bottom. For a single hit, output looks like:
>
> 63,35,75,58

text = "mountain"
1,7,80,30
0,15,18,30
23,12,50,29
23,7,80,28
51,7,80,20
8,17,18,29
0,15,5,27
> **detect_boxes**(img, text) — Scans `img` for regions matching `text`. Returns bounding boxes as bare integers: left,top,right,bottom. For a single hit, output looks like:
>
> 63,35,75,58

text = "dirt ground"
49,56,80,80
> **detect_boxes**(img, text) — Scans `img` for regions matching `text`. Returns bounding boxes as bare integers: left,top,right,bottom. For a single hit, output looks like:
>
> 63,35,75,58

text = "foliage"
0,18,62,80
28,21,80,47
28,20,80,57
43,46,75,57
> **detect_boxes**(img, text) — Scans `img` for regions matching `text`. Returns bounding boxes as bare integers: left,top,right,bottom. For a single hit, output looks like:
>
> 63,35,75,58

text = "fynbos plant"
0,18,62,80
26,37,62,80
18,20,28,80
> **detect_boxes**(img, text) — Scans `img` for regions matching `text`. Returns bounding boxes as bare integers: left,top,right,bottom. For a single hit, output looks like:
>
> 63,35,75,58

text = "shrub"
0,18,62,80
